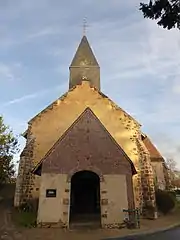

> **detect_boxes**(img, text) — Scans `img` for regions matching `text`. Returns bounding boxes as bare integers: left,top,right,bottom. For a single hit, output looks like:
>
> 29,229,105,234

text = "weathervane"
82,17,89,35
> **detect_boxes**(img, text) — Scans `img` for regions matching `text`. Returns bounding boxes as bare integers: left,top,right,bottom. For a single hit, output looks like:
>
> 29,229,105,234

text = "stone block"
101,190,107,194
63,198,69,205
101,199,108,205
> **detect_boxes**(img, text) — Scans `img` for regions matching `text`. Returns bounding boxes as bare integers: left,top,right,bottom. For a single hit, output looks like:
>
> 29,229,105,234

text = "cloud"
2,93,40,106
0,63,14,81
82,17,180,168
97,21,180,83
172,75,180,94
27,26,63,39
0,0,180,169
1,85,63,107
0,62,22,81
147,131,180,169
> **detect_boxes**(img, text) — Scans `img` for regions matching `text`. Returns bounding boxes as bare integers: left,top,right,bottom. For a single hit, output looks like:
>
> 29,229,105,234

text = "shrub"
13,210,37,228
175,189,180,195
19,202,34,212
155,189,175,214
12,200,38,228
168,191,176,200
19,199,38,213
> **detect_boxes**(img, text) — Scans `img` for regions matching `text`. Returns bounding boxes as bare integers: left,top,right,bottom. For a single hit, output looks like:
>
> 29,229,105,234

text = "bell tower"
69,35,100,90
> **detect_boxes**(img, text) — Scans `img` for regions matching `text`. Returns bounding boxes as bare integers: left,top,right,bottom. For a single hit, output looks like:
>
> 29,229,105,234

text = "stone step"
70,221,100,229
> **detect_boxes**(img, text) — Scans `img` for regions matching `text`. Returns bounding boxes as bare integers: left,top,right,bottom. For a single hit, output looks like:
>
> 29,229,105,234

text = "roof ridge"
32,107,137,175
143,135,164,159
28,83,140,127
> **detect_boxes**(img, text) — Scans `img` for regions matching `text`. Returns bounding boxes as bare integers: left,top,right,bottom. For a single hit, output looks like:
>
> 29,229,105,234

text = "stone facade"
15,81,156,218
14,129,37,206
151,162,166,190
163,164,172,190
15,81,142,207
37,173,130,228
14,35,168,228
142,135,169,191
34,108,136,227
136,139,156,218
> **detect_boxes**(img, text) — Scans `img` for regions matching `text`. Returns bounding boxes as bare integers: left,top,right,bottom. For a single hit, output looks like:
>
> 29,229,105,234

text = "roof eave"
21,130,28,139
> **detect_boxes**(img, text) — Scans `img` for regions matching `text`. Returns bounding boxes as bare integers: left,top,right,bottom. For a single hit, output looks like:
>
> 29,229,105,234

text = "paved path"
114,227,180,240
138,228,180,240
1,184,180,240
0,193,23,240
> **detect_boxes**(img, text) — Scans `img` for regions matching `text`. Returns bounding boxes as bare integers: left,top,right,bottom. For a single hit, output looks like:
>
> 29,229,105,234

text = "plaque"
46,189,56,198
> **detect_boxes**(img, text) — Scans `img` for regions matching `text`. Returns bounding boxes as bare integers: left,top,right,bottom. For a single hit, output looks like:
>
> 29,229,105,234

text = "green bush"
155,189,176,214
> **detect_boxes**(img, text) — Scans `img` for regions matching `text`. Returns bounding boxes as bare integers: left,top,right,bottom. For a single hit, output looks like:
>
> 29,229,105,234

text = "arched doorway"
69,170,101,228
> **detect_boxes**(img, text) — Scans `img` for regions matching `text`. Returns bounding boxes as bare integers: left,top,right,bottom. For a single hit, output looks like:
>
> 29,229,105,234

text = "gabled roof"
32,107,137,176
28,88,74,124
28,82,141,126
22,130,28,139
142,135,164,162
70,36,99,67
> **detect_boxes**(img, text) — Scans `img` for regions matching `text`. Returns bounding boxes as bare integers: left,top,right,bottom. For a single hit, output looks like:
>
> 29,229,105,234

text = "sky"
0,0,180,171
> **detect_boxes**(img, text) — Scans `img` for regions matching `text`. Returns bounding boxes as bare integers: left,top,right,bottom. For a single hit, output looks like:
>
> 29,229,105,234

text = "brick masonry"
15,81,159,222
40,108,136,210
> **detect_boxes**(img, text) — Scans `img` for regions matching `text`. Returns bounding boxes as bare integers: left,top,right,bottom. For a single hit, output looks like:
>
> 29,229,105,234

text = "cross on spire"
82,18,89,36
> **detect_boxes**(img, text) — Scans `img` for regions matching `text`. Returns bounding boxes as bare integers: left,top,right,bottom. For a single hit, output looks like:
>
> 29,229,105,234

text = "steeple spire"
70,36,99,67
69,35,100,90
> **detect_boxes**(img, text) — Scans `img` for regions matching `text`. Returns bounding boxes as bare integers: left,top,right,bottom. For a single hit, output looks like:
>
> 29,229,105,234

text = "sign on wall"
46,189,57,198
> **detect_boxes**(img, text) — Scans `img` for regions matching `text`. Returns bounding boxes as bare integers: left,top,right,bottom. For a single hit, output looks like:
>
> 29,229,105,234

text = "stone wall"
151,162,166,190
37,173,70,227
15,81,143,208
136,139,156,218
14,128,37,206
163,164,172,190
14,154,26,207
40,107,135,210
37,173,129,228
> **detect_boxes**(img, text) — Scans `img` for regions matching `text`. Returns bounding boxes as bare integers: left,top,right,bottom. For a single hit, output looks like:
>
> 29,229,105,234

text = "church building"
14,35,169,228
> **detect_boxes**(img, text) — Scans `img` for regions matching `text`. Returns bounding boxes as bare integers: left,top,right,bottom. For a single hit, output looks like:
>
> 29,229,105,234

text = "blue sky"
0,0,180,170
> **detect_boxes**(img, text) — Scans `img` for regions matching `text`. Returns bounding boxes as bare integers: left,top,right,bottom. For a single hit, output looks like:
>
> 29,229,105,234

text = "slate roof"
70,35,99,67
142,135,164,162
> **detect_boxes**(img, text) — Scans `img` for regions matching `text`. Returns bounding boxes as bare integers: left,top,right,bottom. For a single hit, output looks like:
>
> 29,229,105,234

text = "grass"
12,208,37,228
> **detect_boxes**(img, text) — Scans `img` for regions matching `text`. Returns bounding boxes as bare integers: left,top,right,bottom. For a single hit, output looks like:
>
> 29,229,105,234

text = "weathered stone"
101,199,108,205
13,35,170,229
63,198,69,205
101,190,107,194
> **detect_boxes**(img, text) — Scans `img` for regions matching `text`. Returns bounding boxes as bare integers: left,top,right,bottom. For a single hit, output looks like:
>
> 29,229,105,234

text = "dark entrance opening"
70,170,101,228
